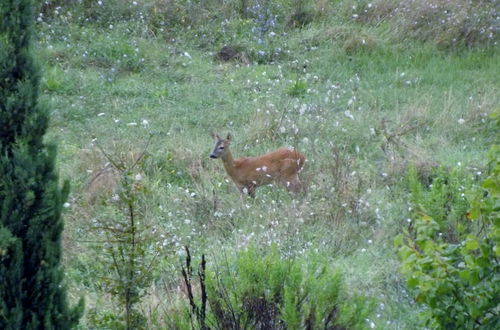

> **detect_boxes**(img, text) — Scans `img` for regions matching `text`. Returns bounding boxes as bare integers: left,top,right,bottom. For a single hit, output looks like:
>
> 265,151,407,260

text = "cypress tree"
0,0,83,328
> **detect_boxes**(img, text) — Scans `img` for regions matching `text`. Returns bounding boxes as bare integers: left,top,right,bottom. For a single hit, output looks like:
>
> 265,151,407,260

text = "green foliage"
152,151,192,187
79,27,145,73
0,0,83,328
406,166,473,242
287,0,314,28
87,146,165,329
396,147,500,328
287,80,307,97
86,308,125,330
350,0,499,48
204,247,374,329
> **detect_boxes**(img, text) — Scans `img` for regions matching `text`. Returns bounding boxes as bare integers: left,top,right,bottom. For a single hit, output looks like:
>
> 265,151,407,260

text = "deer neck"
221,151,237,178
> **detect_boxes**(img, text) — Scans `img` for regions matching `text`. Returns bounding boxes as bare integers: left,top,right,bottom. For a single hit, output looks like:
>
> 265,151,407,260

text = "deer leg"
283,175,302,194
247,184,256,198
239,184,256,198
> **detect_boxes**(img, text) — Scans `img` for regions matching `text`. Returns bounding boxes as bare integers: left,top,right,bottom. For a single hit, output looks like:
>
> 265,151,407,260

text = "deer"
209,133,305,198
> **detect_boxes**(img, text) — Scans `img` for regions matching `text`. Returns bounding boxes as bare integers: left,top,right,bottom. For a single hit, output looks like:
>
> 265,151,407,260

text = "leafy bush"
406,166,474,242
185,247,375,329
396,140,500,327
287,80,308,97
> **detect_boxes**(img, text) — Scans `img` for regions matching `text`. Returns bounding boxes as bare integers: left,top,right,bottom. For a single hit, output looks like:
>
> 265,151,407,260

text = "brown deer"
210,133,305,197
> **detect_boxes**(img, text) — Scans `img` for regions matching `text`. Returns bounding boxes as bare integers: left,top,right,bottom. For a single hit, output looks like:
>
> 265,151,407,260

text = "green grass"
35,3,500,328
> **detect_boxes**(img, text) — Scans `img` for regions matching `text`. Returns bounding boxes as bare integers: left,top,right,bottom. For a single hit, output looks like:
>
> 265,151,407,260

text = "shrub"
406,166,474,243
396,140,500,327
183,247,375,329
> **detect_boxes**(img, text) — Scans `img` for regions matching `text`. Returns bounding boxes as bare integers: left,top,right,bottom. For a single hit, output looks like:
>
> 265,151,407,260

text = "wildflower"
344,110,354,120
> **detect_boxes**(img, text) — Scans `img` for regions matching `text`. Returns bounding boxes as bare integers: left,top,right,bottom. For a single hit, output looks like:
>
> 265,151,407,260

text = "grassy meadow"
34,0,498,328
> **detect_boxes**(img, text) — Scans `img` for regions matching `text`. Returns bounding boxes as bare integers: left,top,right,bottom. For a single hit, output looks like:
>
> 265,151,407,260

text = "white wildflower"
344,110,354,120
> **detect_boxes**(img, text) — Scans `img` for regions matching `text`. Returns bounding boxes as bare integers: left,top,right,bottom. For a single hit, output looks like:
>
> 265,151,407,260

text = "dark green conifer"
0,0,83,328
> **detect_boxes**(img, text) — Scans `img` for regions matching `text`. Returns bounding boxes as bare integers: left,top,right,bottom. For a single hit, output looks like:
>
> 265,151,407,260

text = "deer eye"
219,146,224,150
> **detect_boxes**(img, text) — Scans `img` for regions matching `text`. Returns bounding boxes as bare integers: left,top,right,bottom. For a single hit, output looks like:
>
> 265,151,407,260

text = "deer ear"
211,133,220,140
226,133,232,141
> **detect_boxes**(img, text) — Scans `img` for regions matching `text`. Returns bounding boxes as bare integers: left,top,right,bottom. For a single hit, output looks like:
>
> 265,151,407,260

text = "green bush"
287,80,308,97
396,139,500,328
201,247,374,329
406,166,474,243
